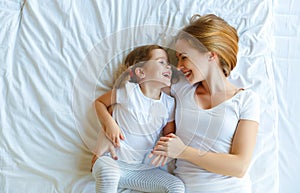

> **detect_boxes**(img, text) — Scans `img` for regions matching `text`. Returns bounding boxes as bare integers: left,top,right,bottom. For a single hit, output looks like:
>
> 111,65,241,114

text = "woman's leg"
92,156,120,193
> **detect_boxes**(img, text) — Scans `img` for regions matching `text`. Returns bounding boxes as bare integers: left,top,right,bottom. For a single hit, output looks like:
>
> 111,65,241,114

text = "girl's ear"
135,67,146,79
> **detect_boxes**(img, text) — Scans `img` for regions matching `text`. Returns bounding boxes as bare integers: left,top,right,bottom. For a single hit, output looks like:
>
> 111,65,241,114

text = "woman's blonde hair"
176,14,239,77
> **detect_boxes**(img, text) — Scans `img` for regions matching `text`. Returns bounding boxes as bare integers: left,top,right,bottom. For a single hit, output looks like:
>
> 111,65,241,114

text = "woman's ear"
208,52,217,61
135,67,145,79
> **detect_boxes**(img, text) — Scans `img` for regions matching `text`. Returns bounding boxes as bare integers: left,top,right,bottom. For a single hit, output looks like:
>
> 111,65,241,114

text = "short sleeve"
166,95,175,122
240,90,260,123
115,82,136,105
171,73,187,96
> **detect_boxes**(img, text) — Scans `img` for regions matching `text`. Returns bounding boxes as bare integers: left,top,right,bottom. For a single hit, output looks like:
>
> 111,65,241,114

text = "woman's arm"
94,89,124,147
153,120,259,178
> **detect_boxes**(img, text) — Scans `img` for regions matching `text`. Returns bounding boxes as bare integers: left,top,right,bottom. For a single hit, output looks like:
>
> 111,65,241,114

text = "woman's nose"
176,61,183,70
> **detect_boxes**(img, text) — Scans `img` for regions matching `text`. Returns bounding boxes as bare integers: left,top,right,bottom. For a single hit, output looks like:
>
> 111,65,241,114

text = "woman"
151,14,260,193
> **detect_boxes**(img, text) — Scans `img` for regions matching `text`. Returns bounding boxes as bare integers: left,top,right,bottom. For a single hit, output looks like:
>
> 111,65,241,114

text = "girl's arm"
150,95,176,166
153,120,259,178
150,121,175,166
91,128,118,171
162,121,175,136
94,89,124,147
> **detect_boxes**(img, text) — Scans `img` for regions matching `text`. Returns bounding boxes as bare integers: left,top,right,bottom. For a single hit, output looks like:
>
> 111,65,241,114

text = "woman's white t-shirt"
171,76,260,193
113,82,175,165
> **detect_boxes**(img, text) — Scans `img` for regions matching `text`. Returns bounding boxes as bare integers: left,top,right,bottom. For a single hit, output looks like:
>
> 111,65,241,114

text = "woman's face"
175,39,210,85
141,49,172,87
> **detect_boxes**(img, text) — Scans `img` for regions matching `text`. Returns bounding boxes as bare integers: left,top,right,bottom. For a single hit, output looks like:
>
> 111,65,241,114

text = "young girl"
91,45,184,193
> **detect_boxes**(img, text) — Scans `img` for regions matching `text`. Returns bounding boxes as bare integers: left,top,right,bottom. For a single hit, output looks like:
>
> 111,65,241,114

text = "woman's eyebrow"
176,52,187,57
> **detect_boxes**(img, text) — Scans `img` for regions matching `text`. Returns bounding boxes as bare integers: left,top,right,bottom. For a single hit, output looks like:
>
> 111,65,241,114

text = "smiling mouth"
162,72,171,79
183,70,191,77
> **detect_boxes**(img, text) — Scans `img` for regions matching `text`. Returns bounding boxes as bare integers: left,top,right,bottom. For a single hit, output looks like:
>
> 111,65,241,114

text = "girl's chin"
164,82,171,87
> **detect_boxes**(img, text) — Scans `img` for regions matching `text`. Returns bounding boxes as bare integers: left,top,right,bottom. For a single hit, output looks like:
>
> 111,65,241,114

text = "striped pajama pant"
92,156,185,193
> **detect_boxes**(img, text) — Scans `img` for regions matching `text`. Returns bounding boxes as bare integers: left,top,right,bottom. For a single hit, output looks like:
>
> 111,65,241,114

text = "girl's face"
141,49,172,87
175,39,210,85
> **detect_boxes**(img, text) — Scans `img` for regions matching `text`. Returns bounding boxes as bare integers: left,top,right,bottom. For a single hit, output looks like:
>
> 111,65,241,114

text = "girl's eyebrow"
154,57,168,60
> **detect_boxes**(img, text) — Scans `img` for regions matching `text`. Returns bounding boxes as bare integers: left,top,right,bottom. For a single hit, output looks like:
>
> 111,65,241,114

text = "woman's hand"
152,133,187,159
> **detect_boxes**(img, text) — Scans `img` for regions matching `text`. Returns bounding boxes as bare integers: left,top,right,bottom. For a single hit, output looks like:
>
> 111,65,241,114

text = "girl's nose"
166,63,171,69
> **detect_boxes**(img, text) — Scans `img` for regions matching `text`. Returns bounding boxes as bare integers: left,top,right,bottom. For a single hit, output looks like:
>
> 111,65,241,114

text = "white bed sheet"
1,0,278,192
273,0,300,193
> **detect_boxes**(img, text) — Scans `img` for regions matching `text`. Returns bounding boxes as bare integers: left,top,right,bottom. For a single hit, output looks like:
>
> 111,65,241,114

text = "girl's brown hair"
114,45,178,88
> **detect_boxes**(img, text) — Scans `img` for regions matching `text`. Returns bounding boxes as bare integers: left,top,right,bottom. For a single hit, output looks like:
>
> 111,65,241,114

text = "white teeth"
184,71,191,76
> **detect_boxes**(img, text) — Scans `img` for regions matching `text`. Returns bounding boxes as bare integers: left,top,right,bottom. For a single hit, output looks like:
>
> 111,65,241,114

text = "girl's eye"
159,60,167,65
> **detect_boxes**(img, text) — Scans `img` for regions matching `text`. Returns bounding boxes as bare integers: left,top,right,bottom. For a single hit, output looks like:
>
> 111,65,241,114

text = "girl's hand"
91,130,118,172
152,133,187,159
91,154,99,172
104,122,124,147
148,154,168,167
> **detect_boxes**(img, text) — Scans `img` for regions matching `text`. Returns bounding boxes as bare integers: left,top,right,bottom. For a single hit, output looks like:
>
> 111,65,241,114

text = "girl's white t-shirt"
113,82,175,165
171,76,260,193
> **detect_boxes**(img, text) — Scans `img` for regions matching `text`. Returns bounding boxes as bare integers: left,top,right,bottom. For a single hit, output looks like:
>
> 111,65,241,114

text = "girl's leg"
119,168,185,193
92,156,120,193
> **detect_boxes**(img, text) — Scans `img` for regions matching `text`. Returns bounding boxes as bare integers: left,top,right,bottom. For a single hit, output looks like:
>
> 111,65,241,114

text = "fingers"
106,132,124,148
159,136,172,142
109,146,118,160
166,133,176,138
151,149,167,157
151,155,166,167
106,135,119,148
155,144,167,151
115,130,125,147
155,141,168,147
91,154,98,164
148,153,154,158
90,154,98,172
161,156,168,166
114,137,120,148
119,133,125,140
149,153,165,167
151,155,161,166
158,155,167,167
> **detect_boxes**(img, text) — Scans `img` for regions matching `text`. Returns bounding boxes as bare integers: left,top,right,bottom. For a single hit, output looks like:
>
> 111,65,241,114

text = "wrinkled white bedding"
0,0,281,192
273,0,300,192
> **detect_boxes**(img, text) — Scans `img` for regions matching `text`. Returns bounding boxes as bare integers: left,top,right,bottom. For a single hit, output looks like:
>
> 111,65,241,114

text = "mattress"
0,0,281,192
